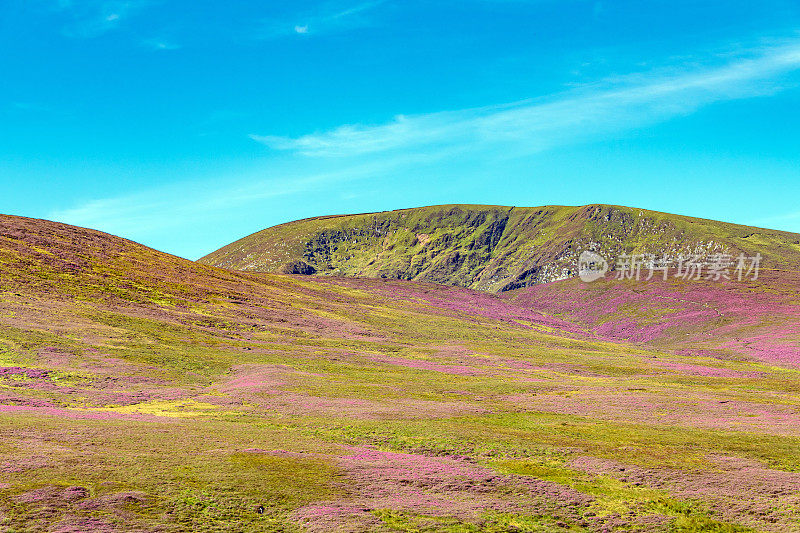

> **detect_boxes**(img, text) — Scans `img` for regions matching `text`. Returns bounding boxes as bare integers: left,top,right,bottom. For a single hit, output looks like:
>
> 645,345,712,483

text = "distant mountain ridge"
199,204,800,292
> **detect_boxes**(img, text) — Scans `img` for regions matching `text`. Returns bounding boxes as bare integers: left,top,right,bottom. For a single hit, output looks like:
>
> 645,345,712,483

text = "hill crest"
199,204,800,292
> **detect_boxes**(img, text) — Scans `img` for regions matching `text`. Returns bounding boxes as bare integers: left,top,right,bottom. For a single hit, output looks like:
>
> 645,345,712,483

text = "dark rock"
277,261,316,275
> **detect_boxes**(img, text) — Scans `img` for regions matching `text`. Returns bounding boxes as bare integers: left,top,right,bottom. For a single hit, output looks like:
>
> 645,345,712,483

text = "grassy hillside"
200,204,800,292
2,215,800,531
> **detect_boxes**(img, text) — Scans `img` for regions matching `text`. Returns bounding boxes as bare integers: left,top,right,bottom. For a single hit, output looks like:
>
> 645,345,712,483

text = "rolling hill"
1,214,799,531
200,204,800,292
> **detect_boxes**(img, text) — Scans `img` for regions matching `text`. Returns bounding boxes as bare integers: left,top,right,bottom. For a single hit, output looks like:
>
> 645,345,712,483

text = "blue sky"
2,0,800,259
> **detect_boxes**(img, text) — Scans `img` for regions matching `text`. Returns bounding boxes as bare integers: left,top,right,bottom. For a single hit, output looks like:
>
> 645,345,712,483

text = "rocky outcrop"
276,260,317,275
199,204,800,292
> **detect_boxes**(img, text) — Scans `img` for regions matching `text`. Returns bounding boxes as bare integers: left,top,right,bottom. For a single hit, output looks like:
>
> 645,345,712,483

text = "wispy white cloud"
141,38,180,50
45,36,800,258
749,209,800,230
258,0,388,39
49,175,321,236
54,0,150,38
251,40,800,157
45,158,406,257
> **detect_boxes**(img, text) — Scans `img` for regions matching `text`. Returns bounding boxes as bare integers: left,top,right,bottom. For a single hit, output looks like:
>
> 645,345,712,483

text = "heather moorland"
1,213,799,532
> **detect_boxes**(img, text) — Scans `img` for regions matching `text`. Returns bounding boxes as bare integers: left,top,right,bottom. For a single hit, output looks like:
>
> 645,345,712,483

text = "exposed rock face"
277,260,317,275
199,204,800,292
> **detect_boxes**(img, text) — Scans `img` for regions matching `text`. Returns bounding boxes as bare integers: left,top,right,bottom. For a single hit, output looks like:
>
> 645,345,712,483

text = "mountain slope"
505,270,800,367
199,204,800,292
3,214,800,531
